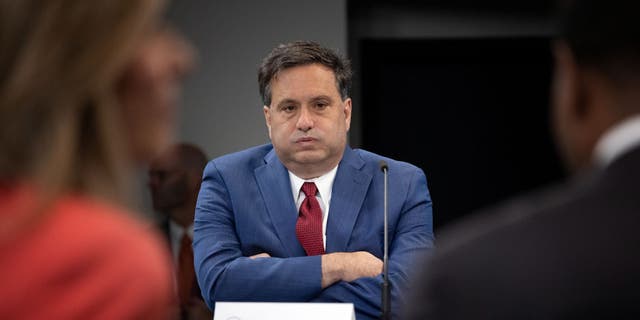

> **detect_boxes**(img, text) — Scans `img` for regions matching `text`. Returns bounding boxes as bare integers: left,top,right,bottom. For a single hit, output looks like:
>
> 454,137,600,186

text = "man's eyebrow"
309,95,333,102
275,99,299,107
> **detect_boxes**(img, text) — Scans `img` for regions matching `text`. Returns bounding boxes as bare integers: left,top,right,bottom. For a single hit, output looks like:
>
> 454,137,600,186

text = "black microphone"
379,160,390,320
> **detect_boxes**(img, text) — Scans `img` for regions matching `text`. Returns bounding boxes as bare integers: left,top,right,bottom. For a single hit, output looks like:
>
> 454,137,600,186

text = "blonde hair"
0,0,165,221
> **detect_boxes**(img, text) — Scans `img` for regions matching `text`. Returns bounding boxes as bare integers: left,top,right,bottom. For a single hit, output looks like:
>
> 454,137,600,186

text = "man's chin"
292,154,324,164
289,147,327,161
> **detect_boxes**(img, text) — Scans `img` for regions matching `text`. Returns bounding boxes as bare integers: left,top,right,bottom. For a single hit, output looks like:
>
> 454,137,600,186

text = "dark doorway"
359,38,565,229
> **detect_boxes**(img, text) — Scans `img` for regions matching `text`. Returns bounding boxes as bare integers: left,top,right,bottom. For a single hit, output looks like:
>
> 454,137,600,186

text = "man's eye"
315,102,328,109
282,105,296,112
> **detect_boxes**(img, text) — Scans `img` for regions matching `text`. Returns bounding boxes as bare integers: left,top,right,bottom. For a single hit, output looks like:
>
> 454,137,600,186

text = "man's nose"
296,106,314,132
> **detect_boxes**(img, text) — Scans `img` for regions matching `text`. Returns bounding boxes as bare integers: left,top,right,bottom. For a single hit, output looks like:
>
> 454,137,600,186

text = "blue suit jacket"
194,144,434,319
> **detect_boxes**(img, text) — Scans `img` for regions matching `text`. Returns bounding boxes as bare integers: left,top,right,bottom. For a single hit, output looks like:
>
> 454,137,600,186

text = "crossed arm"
251,251,383,289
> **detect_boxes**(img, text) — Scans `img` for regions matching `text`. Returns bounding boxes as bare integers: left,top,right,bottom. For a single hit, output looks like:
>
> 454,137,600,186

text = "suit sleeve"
193,161,323,309
311,167,435,319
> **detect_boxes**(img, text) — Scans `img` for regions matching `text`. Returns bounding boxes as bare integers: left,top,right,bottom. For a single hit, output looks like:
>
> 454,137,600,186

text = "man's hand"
321,251,383,288
249,253,271,259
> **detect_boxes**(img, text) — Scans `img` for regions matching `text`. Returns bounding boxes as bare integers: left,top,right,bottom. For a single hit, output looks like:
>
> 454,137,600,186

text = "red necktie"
177,233,194,306
296,182,325,256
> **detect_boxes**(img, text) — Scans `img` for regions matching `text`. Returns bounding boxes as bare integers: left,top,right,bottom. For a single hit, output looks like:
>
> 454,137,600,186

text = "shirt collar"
593,114,640,167
289,165,339,202
168,218,194,241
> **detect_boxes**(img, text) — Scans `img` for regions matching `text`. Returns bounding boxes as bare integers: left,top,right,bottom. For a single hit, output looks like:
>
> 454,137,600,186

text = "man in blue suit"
194,41,434,319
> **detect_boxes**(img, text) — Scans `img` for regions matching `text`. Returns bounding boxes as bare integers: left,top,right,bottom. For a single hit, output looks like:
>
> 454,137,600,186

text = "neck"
169,203,195,228
283,149,344,180
286,160,339,180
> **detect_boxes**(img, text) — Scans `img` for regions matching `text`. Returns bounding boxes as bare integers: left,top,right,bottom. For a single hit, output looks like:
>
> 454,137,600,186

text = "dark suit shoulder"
435,148,640,257
412,152,640,319
433,179,574,255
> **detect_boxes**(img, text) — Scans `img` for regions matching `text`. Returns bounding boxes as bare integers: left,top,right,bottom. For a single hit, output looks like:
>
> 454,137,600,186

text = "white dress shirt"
594,114,640,167
288,165,339,249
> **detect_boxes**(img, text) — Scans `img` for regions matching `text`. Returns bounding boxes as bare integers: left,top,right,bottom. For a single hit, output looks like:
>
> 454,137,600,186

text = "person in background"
0,0,194,318
194,41,434,319
149,143,211,320
406,0,640,318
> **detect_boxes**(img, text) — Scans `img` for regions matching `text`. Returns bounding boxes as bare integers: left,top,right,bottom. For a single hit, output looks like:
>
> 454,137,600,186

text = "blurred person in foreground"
406,0,640,319
0,0,193,318
194,41,434,319
149,143,211,320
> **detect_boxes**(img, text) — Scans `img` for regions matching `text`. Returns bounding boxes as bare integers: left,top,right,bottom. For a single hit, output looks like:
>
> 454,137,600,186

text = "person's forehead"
271,65,339,97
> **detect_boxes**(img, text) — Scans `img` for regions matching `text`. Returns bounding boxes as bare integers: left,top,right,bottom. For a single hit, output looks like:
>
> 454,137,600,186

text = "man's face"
148,150,188,213
263,63,352,178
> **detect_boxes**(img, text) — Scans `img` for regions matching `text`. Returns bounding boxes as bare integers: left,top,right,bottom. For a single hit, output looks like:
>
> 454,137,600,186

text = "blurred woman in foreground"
0,0,194,318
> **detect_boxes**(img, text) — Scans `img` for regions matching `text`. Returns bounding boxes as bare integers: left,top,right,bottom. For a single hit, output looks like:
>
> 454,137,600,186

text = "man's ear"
263,106,272,139
187,171,202,193
554,41,594,120
553,41,581,119
552,40,609,172
343,98,352,132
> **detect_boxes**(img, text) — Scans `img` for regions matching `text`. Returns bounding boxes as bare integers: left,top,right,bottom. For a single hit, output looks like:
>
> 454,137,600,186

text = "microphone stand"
379,161,390,320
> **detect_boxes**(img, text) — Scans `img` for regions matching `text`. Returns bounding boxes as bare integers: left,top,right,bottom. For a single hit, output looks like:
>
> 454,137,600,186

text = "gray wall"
167,0,348,160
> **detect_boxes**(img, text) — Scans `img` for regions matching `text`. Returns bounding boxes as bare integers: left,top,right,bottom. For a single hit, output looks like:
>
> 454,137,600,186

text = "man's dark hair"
558,0,640,83
258,41,352,106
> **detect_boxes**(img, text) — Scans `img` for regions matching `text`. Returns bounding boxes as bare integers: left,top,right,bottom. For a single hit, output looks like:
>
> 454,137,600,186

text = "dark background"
349,1,565,229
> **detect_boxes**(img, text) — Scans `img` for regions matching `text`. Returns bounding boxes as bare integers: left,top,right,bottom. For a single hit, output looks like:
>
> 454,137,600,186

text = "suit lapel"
254,149,305,256
326,147,372,252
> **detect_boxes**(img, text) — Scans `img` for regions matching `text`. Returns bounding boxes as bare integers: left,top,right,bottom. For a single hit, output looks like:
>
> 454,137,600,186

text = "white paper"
214,302,356,320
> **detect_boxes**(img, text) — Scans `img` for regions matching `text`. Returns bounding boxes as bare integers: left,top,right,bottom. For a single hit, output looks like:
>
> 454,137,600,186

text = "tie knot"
301,182,318,198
